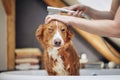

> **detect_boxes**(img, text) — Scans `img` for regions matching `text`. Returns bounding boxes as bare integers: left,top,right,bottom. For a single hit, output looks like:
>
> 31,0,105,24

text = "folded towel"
15,48,42,57
15,58,39,64
16,62,39,65
16,56,40,59
15,63,40,70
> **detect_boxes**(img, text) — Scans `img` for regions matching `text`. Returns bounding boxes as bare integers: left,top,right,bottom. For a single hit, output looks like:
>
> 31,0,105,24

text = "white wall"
80,0,112,11
63,0,112,11
0,0,7,71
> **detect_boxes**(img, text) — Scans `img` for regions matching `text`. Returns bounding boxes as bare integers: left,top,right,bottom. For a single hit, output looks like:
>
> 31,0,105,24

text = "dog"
36,21,80,75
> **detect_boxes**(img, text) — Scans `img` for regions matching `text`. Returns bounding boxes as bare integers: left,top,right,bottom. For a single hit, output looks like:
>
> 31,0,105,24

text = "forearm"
85,6,114,20
69,17,119,37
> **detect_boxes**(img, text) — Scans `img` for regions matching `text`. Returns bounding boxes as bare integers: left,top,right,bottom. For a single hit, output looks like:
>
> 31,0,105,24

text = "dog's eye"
61,29,65,32
48,28,53,33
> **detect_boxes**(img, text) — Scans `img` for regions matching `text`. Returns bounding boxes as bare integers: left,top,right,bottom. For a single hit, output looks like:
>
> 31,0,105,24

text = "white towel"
15,58,39,64
15,63,40,70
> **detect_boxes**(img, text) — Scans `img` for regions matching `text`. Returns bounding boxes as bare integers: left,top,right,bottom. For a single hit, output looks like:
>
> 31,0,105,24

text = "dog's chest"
47,48,69,75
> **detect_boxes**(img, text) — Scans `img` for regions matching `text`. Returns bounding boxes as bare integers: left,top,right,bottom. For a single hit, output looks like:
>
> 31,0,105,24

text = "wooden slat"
44,0,120,64
2,0,12,15
73,27,120,64
7,15,15,70
44,0,66,7
2,0,15,70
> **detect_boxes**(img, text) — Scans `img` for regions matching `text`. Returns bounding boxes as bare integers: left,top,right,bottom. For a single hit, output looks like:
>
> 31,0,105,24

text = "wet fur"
36,21,80,75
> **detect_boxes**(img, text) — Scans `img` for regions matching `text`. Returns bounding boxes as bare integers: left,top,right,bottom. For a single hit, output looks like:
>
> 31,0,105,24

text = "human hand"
64,4,87,17
45,14,72,25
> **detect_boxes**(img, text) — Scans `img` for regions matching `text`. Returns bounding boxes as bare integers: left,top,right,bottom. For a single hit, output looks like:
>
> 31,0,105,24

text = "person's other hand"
45,14,72,25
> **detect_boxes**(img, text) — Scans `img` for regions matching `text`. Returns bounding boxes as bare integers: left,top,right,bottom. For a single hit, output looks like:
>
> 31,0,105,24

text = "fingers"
68,10,84,17
73,10,79,16
45,14,62,24
78,11,84,17
45,15,52,24
45,15,70,25
67,4,80,10
63,4,85,17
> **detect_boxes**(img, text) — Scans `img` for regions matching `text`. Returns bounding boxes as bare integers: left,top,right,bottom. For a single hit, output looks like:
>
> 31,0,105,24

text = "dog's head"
36,21,73,49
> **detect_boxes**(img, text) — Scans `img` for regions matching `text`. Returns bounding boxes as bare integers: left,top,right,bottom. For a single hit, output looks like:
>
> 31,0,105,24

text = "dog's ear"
36,24,44,46
66,27,73,42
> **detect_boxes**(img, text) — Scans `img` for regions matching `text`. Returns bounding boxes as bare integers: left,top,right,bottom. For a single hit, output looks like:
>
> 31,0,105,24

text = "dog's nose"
54,39,61,47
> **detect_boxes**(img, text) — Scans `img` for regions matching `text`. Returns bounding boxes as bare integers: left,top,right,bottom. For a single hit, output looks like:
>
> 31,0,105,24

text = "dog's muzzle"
54,38,61,47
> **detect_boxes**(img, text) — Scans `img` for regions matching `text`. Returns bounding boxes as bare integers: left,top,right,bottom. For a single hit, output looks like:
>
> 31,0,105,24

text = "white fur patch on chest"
47,47,69,75
47,47,59,60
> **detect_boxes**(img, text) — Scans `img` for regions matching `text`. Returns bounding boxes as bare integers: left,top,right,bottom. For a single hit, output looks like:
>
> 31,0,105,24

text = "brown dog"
36,21,80,75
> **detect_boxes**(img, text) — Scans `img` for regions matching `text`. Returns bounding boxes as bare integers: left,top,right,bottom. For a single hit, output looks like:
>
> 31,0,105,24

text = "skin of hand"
45,4,87,23
45,12,120,37
64,4,87,17
45,14,71,25
65,4,114,19
45,0,120,37
45,4,88,24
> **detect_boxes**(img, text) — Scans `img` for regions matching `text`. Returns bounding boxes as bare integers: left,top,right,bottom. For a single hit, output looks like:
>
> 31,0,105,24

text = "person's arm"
45,0,120,37
110,0,120,17
66,0,119,20
69,15,120,37
86,0,119,20
45,12,120,37
85,7,114,19
70,1,120,37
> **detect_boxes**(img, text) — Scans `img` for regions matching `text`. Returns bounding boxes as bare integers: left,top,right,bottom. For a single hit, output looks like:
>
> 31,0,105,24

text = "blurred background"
0,0,120,72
